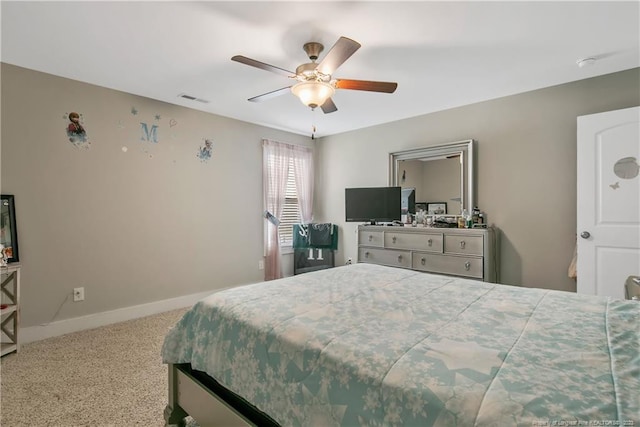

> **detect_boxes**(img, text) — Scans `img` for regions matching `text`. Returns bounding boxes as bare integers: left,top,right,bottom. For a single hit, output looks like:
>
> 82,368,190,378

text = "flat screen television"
345,186,401,224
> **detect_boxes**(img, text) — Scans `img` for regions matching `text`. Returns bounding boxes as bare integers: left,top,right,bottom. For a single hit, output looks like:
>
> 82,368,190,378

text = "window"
279,158,300,246
263,139,313,279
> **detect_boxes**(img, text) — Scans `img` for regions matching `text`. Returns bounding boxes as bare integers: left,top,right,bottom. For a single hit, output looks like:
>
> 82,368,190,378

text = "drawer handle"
392,236,397,244
428,239,432,246
464,261,471,271
368,235,373,242
460,240,466,249
397,255,403,263
421,257,426,266
365,251,370,258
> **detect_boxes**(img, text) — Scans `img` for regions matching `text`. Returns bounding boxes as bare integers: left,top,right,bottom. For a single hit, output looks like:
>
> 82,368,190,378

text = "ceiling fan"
231,36,398,114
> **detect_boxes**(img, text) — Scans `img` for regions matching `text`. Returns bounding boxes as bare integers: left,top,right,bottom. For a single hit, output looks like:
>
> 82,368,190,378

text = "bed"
162,263,640,426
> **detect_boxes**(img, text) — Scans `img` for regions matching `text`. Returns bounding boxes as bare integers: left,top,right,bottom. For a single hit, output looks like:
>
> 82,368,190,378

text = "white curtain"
292,144,314,223
262,139,313,280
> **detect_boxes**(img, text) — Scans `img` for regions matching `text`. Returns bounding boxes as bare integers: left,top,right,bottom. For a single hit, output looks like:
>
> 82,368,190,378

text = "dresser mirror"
389,140,475,216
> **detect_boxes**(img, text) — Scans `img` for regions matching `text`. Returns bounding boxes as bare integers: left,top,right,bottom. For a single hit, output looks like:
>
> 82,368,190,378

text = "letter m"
140,123,159,143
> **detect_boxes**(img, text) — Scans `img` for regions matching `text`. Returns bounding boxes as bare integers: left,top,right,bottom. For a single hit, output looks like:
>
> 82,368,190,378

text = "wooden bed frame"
164,363,279,427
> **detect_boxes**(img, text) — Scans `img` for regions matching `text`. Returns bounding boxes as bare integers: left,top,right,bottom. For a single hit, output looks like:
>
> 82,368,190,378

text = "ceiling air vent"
178,93,210,104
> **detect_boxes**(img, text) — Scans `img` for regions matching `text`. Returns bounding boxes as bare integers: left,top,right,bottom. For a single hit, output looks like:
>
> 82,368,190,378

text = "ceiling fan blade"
321,98,338,114
316,37,361,75
231,55,295,77
335,79,398,93
248,86,292,102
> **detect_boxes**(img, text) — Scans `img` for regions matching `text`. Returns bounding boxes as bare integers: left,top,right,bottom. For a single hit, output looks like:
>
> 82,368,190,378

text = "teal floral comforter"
162,263,640,426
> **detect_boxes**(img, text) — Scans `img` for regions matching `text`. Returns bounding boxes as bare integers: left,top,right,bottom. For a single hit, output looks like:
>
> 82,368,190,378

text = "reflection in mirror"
399,157,461,214
401,187,416,214
389,140,475,216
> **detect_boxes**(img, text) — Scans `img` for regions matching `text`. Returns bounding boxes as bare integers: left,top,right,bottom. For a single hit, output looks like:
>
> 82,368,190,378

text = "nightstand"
1,264,21,356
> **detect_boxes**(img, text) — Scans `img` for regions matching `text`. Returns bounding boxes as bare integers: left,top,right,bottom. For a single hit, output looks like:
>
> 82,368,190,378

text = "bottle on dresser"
472,207,487,228
458,210,467,228
459,209,473,228
472,207,480,224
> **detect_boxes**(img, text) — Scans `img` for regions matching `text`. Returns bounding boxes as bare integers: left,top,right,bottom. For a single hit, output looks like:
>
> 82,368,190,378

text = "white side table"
1,264,21,356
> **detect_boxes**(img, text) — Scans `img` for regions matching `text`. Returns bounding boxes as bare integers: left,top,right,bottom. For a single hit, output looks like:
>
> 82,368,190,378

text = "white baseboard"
20,290,215,344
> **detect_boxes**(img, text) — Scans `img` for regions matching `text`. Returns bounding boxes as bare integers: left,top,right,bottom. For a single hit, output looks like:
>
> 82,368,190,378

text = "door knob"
580,231,591,239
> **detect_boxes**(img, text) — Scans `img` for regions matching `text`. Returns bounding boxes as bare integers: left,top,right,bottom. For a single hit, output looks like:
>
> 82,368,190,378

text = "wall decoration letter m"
140,122,159,143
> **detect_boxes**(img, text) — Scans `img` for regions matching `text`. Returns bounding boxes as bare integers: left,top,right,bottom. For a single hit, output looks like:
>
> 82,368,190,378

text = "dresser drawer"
358,230,384,247
412,253,483,279
359,247,411,269
356,225,497,282
444,234,484,256
384,231,443,253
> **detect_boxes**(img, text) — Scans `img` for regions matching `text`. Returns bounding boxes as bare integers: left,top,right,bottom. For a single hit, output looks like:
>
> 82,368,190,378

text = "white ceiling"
2,1,638,138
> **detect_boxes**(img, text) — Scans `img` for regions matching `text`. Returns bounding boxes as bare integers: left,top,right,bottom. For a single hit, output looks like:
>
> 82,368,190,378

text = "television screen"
345,187,401,223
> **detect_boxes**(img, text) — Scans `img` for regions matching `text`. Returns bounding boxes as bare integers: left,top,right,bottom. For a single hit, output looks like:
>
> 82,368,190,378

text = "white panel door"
577,106,640,299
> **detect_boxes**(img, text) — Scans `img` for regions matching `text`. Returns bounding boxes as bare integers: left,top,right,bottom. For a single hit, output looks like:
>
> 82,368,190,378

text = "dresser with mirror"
356,140,499,282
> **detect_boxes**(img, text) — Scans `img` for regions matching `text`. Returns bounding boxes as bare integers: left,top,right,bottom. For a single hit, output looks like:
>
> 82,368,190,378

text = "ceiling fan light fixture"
291,81,335,109
233,36,396,113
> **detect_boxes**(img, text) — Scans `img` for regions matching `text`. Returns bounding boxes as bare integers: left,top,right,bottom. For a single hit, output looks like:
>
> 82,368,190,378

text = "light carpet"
1,308,194,427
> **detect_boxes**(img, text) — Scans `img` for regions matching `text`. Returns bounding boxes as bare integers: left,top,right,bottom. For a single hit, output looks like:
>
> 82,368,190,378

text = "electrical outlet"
346,258,353,265
258,260,264,270
73,287,85,302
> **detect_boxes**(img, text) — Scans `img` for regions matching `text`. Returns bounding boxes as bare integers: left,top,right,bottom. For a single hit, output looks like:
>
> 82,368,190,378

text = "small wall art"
197,139,213,162
65,112,90,149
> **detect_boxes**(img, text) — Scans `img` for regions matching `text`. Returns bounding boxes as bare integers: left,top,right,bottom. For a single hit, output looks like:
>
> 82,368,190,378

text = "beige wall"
315,68,640,292
3,63,639,331
1,63,312,328
397,157,461,214
397,159,423,201
420,157,461,214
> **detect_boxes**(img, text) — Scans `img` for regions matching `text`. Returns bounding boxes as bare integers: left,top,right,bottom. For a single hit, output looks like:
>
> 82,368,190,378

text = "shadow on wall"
499,233,522,287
